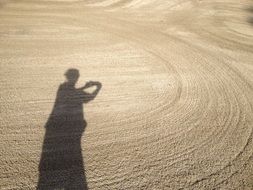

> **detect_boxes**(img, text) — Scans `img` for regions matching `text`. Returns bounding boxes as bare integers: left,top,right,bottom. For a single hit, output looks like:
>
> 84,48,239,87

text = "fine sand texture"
0,0,253,189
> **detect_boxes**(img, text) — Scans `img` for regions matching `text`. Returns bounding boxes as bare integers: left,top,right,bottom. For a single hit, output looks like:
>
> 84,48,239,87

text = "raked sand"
0,0,253,189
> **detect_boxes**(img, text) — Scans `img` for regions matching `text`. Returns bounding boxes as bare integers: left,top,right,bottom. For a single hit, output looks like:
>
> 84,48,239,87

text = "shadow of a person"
37,68,102,190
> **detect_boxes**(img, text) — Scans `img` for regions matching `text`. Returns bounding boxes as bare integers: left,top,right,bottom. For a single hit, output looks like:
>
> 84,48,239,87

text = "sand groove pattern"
0,0,253,189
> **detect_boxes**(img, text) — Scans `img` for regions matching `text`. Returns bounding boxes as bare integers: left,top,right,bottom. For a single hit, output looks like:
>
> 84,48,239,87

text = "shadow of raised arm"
80,81,102,103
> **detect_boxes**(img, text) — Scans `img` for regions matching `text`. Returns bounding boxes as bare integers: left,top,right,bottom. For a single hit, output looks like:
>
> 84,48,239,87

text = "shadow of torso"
37,82,93,190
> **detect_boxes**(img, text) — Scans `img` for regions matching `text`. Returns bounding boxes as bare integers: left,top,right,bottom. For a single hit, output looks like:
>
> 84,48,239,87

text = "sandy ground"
0,0,253,189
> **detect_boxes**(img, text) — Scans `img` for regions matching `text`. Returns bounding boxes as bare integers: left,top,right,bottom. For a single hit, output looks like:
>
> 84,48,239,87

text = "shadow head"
65,68,79,84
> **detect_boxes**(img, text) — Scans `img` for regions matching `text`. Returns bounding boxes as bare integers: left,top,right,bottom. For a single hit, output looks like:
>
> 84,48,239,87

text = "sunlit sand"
0,0,253,189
